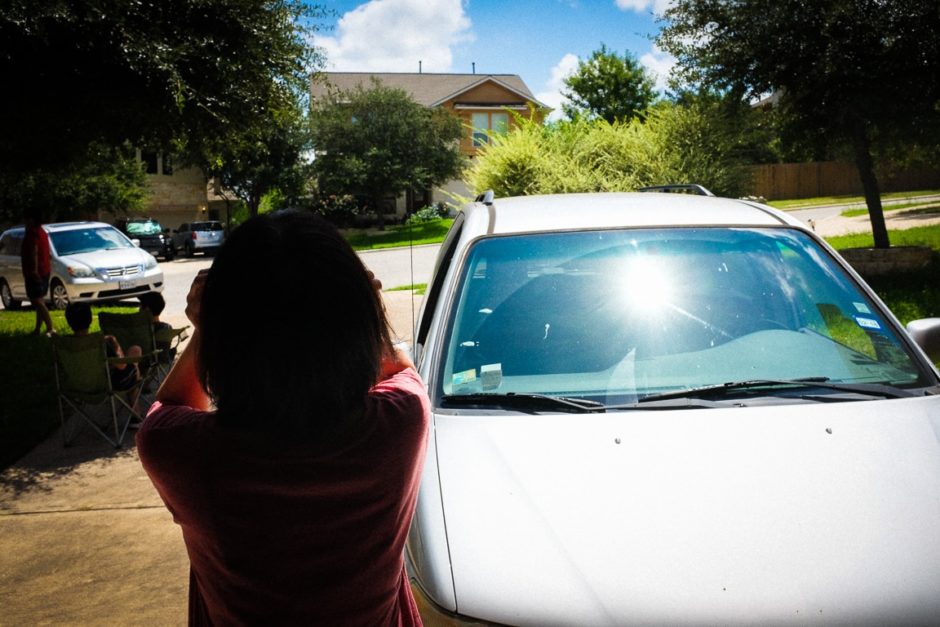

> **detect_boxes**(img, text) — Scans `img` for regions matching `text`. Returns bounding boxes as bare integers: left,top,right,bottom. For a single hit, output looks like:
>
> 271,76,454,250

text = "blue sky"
311,0,675,118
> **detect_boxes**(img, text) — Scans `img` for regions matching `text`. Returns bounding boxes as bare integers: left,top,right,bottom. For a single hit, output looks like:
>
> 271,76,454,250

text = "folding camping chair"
52,333,145,447
98,310,164,400
153,323,190,380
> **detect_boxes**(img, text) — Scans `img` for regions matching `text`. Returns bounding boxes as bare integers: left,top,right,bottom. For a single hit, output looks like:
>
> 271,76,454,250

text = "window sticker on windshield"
452,368,477,387
855,316,882,331
480,363,502,391
853,302,872,314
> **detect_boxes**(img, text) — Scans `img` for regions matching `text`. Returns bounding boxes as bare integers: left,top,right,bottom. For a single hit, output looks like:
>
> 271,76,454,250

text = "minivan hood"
430,397,940,625
56,247,151,270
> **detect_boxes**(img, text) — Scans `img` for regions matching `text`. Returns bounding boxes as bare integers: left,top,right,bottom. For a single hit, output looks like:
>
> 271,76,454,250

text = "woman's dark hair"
197,211,393,438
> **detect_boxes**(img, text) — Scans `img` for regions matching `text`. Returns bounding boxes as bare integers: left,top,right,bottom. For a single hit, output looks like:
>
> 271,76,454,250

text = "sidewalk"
790,201,940,237
2,204,938,623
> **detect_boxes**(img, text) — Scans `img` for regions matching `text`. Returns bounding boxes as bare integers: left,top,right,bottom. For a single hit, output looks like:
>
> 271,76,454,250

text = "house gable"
310,72,548,158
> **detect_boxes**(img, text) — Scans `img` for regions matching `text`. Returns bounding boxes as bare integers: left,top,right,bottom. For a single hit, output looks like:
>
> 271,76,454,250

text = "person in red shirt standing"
137,211,430,626
21,207,54,335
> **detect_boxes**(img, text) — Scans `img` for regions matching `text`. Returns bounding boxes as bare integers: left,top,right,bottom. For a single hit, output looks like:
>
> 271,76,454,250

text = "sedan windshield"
438,228,928,404
50,226,134,255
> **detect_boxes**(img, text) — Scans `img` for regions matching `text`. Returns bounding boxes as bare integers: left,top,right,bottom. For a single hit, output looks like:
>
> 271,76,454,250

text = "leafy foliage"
206,100,313,218
311,194,362,228
0,0,323,172
562,45,657,123
406,204,449,225
311,84,465,226
467,101,756,198
657,0,940,247
0,143,147,224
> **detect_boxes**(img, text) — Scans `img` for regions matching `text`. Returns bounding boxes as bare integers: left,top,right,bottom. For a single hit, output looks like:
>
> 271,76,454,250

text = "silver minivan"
0,221,164,309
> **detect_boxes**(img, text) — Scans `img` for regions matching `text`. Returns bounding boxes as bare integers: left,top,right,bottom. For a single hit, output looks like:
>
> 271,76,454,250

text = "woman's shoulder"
367,369,430,430
136,401,217,452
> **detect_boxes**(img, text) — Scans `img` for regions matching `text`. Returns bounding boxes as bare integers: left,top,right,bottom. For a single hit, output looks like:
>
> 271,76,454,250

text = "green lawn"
0,303,140,469
386,283,428,295
344,218,453,251
768,189,940,210
840,204,940,218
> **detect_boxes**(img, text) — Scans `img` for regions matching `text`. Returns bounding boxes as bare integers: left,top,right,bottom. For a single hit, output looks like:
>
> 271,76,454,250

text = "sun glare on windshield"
615,252,677,316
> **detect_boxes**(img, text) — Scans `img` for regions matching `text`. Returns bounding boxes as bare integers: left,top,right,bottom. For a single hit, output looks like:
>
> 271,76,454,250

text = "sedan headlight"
143,255,158,270
66,264,95,278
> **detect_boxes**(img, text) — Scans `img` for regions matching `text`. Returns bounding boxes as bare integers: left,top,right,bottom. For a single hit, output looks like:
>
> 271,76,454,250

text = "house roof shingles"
310,72,547,109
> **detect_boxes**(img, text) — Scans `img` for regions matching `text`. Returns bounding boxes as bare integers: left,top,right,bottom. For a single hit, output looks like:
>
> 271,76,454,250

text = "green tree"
562,45,658,123
0,0,323,173
0,143,146,223
311,84,465,228
658,0,940,248
207,99,313,219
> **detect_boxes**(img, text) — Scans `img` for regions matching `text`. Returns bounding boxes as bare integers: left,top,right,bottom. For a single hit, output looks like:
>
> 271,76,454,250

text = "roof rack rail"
637,184,715,197
474,190,495,206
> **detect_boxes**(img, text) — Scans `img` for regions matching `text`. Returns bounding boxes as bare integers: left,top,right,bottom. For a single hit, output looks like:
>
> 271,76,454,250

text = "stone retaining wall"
839,246,935,277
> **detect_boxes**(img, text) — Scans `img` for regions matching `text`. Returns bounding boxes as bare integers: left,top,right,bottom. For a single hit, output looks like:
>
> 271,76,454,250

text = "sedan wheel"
0,280,21,310
49,280,69,310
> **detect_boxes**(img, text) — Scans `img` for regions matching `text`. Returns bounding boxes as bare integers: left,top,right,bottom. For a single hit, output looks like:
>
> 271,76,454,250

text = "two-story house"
310,72,549,215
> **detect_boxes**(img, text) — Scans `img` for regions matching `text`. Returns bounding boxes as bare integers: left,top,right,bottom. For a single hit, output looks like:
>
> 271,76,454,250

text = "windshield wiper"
632,377,916,404
441,393,606,413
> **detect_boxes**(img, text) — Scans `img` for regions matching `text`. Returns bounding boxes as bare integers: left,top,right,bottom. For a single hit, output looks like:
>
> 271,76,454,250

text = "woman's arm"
155,270,211,410
155,329,210,410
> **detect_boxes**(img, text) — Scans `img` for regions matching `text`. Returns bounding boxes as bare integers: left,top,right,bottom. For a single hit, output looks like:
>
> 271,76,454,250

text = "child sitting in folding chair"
138,291,176,363
65,303,142,396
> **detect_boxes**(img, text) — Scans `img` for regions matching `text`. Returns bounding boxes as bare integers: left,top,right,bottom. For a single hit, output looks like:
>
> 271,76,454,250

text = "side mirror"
131,238,141,247
906,318,940,363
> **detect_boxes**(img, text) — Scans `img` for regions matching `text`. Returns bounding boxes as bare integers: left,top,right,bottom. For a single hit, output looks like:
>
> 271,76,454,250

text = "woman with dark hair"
136,211,430,626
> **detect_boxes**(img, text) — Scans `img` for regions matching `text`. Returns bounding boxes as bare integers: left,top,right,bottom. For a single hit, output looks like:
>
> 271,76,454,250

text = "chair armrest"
108,355,145,366
155,325,190,346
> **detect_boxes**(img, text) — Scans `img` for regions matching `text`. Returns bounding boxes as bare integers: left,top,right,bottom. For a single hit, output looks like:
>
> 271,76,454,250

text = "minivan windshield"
50,226,134,256
439,227,928,403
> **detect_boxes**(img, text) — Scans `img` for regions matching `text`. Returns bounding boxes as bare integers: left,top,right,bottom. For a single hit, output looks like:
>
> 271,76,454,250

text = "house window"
141,151,159,174
471,111,510,147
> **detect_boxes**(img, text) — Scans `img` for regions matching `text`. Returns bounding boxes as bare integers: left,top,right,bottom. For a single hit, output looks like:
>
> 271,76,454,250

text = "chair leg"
61,396,121,447
58,393,74,447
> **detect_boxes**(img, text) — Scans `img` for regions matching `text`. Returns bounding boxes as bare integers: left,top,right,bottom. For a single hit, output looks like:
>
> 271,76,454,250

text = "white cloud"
535,53,581,121
314,0,473,72
614,0,673,16
640,44,675,93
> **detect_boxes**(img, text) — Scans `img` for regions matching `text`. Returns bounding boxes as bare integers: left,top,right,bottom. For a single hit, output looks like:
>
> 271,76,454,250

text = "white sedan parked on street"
0,221,164,309
406,192,940,625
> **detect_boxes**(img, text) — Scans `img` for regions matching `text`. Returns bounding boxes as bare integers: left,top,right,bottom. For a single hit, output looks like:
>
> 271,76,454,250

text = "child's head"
138,291,166,317
64,302,92,333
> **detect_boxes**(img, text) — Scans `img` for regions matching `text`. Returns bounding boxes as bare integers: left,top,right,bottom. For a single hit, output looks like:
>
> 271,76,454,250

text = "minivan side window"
0,233,22,256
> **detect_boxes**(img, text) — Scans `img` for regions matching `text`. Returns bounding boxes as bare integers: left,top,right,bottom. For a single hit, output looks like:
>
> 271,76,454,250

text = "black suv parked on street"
115,217,175,261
